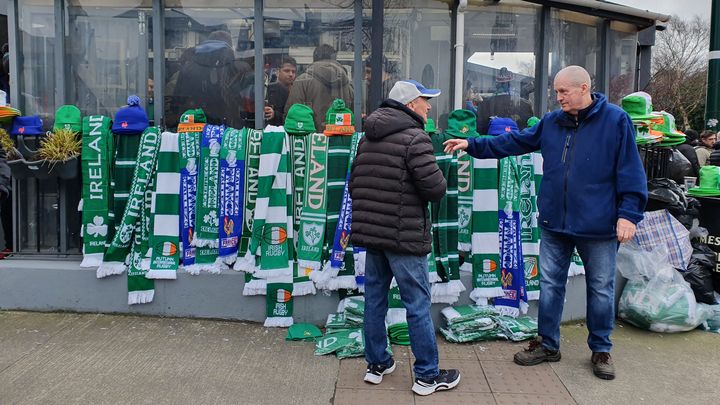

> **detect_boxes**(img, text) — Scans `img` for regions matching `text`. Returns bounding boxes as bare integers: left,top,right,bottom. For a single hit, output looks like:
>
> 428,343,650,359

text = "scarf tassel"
80,253,104,268
96,261,128,279
263,317,294,327
128,289,155,305
243,278,267,296
292,281,317,296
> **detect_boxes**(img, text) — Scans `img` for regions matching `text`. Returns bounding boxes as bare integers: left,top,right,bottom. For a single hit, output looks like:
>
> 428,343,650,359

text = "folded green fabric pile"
494,316,538,341
387,322,410,346
440,326,503,343
343,297,365,326
325,313,356,334
314,327,392,359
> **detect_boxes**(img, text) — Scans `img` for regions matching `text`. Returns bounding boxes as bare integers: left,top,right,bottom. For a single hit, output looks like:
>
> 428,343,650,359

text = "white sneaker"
412,369,461,396
363,359,396,384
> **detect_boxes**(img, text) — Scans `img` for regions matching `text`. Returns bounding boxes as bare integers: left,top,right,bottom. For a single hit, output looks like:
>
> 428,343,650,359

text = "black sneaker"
591,352,616,380
411,369,461,396
363,359,396,384
513,337,561,366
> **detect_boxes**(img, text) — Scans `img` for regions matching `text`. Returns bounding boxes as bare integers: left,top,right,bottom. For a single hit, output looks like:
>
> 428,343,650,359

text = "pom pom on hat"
112,94,149,134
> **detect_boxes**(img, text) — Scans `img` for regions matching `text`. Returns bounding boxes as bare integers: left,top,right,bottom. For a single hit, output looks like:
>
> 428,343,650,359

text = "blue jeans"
363,248,439,379
538,228,618,353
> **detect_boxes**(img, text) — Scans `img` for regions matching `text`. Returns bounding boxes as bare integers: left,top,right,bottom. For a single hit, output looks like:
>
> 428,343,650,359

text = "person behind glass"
266,56,297,126
695,130,717,167
676,129,700,177
364,55,397,114
476,66,534,134
349,79,461,396
444,66,648,381
285,44,353,132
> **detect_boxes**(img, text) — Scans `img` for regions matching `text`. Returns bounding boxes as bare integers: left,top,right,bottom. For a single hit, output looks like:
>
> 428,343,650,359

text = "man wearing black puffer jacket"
349,79,461,396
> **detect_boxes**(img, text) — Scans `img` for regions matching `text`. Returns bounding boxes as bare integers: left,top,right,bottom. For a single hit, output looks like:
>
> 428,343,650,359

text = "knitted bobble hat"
425,118,437,135
285,104,316,135
526,116,540,129
54,105,82,132
112,95,149,134
324,99,355,135
487,117,518,136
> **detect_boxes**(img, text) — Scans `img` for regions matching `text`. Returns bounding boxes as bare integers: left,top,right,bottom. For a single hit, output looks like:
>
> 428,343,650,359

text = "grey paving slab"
0,312,338,405
553,322,720,405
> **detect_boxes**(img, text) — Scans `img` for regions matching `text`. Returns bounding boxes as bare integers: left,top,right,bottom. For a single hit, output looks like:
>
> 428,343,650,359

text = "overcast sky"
611,0,711,20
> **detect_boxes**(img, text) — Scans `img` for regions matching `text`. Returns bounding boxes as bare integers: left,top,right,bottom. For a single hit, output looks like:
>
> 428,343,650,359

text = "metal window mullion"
353,0,362,130
55,0,65,107
599,19,610,96
153,0,165,128
536,5,551,114
8,0,20,107
254,0,264,130
368,0,383,113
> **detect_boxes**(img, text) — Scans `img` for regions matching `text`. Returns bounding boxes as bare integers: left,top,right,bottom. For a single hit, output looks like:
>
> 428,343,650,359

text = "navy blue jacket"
466,93,647,239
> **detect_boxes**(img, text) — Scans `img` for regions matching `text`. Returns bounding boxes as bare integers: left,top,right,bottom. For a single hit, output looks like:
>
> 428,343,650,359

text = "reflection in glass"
609,23,638,106
17,0,55,126
164,1,255,129
547,10,601,112
266,0,356,131
464,2,539,132
378,1,452,124
66,1,153,118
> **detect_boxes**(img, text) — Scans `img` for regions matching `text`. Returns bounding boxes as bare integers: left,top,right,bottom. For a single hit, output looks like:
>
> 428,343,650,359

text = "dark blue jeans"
538,228,618,353
363,248,439,379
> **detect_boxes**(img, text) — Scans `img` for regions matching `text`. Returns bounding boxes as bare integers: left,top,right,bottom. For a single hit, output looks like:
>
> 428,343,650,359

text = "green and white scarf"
186,124,224,274
457,150,474,256
469,145,504,304
216,127,246,266
519,152,541,300
289,131,316,296
146,131,181,280
178,121,204,272
296,132,329,277
80,115,113,268
236,129,267,295
111,133,142,238
97,127,160,278
127,167,155,305
430,133,462,303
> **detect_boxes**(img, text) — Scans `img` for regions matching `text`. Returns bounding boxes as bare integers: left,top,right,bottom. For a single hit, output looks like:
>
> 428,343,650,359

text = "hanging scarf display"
80,115,113,268
519,152,542,300
97,127,160,278
216,127,246,266
289,131,316,296
177,111,205,270
146,131,181,280
128,169,155,305
236,129,266,295
296,132,329,278
569,249,585,277
456,151,474,256
263,128,294,327
309,134,351,287
313,133,361,290
494,157,528,317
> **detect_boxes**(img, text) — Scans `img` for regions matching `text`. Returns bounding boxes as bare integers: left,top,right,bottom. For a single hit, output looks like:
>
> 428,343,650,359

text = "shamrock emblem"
86,216,108,237
204,210,218,226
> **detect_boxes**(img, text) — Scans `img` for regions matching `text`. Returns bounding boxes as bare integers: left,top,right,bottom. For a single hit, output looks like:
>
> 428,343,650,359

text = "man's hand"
264,106,274,120
443,138,469,154
616,218,636,243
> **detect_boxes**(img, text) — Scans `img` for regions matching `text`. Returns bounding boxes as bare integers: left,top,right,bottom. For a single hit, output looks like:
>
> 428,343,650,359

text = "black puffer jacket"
349,100,446,255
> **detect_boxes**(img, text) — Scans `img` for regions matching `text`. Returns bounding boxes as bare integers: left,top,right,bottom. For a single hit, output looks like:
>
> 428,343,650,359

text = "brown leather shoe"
591,352,615,380
513,337,561,366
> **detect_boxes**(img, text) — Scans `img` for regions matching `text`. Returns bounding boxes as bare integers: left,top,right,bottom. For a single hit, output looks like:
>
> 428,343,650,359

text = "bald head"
553,65,593,116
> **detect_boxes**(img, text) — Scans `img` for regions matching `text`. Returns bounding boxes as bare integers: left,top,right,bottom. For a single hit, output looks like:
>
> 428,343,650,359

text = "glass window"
66,0,153,119
609,21,638,106
17,0,55,125
377,1,452,125
464,1,540,132
164,0,255,129
265,0,357,131
547,9,601,111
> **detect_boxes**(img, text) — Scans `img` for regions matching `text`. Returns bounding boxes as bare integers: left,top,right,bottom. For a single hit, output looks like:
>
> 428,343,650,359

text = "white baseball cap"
388,80,442,105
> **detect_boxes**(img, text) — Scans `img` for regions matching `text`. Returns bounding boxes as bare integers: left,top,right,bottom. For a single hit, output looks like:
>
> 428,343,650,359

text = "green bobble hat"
179,108,207,124
284,104,316,135
324,99,355,136
527,116,540,129
425,118,437,134
53,105,82,132
687,165,720,197
445,109,479,139
286,323,323,341
621,91,656,121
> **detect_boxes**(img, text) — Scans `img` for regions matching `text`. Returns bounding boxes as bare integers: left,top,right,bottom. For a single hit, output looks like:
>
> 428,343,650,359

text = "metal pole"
705,0,720,129
54,0,65,107
368,0,383,112
254,0,264,130
153,0,165,127
353,0,363,130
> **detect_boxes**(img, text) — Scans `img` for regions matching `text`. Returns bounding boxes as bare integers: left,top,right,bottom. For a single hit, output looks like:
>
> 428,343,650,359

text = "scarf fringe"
428,272,443,283
145,269,177,280
243,278,267,296
469,287,505,301
234,251,258,273
431,283,461,304
80,254,103,268
459,262,473,273
263,317,294,327
297,260,321,273
458,243,471,252
431,293,460,304
568,264,585,277
326,275,357,291
140,257,151,271
526,290,540,301
96,262,127,278
473,297,489,306
309,261,340,289
495,304,520,318
201,262,225,274
253,268,293,279
386,308,407,326
128,289,155,305
183,264,202,276
217,254,237,266
292,281,317,296
520,300,529,315
191,238,219,248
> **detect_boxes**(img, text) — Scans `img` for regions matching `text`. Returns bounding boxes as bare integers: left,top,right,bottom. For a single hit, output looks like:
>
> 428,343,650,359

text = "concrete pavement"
0,311,718,404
